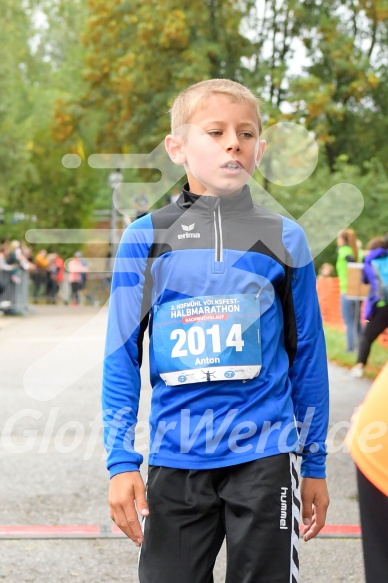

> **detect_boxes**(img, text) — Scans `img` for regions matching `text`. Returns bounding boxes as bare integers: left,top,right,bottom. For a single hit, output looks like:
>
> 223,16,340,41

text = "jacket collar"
177,182,254,215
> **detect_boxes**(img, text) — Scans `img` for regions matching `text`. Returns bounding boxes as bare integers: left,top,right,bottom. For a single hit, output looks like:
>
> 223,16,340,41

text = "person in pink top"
68,251,85,305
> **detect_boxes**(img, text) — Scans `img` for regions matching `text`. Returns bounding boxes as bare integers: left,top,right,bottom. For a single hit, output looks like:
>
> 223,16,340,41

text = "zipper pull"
255,287,263,300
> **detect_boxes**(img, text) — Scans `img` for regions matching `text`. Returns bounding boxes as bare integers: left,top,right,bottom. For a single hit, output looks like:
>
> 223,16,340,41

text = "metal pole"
108,170,123,262
111,190,118,261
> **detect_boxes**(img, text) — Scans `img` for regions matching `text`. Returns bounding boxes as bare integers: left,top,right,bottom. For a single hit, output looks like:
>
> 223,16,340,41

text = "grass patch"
323,325,388,379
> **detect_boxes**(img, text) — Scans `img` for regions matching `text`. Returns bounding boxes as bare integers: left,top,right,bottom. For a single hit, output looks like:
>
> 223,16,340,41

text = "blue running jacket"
102,184,329,479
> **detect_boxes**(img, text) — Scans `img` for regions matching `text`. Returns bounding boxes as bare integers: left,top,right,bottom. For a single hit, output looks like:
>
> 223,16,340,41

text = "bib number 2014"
170,324,244,358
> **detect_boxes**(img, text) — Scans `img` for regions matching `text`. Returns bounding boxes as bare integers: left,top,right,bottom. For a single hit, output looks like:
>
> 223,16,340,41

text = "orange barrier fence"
316,277,388,350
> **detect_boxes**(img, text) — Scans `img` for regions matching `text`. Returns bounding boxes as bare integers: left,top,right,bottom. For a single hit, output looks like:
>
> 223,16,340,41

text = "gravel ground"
0,538,364,583
0,306,370,582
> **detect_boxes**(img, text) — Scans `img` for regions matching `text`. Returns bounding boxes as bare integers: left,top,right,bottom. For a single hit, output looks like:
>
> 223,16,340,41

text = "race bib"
152,294,262,386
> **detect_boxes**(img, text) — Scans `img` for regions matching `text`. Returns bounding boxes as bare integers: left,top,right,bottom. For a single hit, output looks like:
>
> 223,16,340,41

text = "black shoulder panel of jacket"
148,196,297,366
149,199,291,265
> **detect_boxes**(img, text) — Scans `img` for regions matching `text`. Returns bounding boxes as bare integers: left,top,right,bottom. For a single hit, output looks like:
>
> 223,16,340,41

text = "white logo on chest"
178,223,200,239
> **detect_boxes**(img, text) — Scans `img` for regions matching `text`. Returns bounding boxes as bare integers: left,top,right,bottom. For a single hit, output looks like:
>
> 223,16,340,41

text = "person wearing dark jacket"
351,237,388,378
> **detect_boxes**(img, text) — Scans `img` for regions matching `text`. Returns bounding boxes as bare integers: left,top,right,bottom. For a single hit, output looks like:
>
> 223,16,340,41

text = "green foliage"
288,0,388,169
0,0,35,204
0,0,104,245
262,153,388,268
241,0,302,114
0,0,387,261
59,0,254,152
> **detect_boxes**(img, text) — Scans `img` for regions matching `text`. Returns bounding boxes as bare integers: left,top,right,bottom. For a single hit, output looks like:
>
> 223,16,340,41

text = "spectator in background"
68,251,87,306
316,263,336,319
6,240,34,284
0,242,14,274
32,249,49,302
54,253,65,303
356,239,366,262
46,253,58,303
0,243,13,308
21,242,34,263
336,228,362,352
347,362,388,582
351,237,388,378
78,251,88,291
0,242,13,300
46,253,64,304
318,263,334,279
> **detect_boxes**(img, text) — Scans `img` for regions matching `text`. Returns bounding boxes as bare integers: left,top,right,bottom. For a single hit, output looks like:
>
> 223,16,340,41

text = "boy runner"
102,79,330,583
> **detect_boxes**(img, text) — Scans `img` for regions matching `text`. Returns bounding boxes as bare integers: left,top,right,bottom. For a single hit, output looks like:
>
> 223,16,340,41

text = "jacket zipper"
213,205,223,263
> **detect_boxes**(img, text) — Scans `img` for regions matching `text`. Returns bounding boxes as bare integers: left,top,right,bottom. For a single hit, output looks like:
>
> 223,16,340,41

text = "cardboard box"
346,263,370,299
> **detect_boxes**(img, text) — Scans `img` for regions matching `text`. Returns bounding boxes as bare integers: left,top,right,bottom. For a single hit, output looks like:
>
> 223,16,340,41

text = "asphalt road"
0,305,371,582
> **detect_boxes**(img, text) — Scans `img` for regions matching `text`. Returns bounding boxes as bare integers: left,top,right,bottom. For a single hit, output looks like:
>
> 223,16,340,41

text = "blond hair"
169,79,262,134
9,240,21,251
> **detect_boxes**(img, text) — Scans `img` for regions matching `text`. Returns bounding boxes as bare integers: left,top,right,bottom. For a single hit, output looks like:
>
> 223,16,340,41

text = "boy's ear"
256,139,266,166
165,134,186,165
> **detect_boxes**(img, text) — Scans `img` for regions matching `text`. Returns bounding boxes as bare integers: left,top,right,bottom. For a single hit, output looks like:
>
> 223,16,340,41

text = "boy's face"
166,94,266,197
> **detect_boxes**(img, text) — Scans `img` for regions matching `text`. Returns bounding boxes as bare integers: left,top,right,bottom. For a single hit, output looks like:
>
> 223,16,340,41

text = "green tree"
241,0,302,119
0,0,102,242
0,0,36,212
260,155,388,269
55,0,254,153
288,0,388,170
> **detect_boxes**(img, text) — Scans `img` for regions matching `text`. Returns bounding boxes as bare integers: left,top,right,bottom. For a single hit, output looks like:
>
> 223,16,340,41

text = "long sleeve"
362,261,374,286
102,215,154,478
282,219,329,478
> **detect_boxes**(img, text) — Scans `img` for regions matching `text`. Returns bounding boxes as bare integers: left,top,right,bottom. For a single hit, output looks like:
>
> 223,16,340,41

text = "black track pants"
357,304,388,365
138,454,300,583
357,467,388,583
